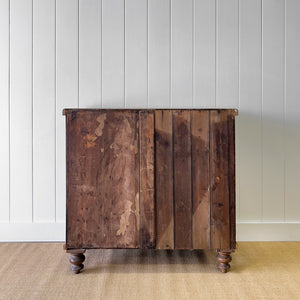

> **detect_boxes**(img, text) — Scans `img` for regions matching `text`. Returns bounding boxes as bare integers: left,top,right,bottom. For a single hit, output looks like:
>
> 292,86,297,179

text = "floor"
0,242,299,300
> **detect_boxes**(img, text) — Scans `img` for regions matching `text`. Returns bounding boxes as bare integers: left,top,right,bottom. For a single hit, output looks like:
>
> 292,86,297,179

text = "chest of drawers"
63,109,237,273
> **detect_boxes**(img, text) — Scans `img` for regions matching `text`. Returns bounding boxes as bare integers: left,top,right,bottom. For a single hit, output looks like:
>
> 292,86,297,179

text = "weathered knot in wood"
212,176,220,191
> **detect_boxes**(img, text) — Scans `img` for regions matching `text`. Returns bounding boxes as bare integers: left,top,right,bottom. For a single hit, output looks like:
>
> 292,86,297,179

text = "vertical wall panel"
262,0,285,221
0,0,10,222
194,0,216,108
3,0,300,241
285,0,300,221
56,0,78,222
216,0,239,107
102,0,124,107
239,0,262,221
79,0,101,108
33,0,55,222
171,0,193,107
125,0,147,108
148,0,170,107
10,0,33,222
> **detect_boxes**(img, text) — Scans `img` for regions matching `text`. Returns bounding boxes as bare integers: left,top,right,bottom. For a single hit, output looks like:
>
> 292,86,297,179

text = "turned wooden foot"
217,251,232,273
67,249,86,274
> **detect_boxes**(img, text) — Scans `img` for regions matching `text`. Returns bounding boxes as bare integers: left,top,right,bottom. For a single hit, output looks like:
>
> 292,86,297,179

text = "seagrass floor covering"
0,242,299,299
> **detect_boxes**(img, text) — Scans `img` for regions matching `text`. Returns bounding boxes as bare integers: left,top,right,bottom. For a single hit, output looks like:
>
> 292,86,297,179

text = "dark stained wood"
66,110,140,249
210,110,230,249
67,249,86,274
191,110,210,249
155,110,174,249
139,111,155,249
173,110,192,249
228,111,236,249
64,108,238,272
217,251,232,273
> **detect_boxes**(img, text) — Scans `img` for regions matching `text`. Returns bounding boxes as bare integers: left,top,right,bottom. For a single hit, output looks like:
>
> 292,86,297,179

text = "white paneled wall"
0,0,300,241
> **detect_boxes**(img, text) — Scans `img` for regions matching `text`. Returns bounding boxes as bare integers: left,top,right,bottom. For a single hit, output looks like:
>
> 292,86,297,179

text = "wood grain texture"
66,110,140,249
229,112,236,249
210,110,230,249
155,110,174,249
65,109,236,251
139,111,155,248
173,111,192,249
191,110,210,249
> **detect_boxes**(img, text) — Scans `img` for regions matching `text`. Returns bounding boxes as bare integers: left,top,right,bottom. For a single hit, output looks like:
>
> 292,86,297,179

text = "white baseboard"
0,222,65,242
1,222,300,242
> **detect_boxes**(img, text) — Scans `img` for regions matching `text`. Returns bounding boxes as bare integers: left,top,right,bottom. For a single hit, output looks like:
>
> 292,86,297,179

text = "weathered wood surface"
66,110,140,249
65,109,237,251
191,110,210,249
210,110,230,249
139,111,155,249
229,111,236,249
155,110,174,249
173,111,192,249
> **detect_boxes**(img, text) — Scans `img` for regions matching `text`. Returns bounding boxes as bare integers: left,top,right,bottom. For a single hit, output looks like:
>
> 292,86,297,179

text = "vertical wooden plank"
216,0,239,107
79,0,101,108
33,0,55,222
173,110,192,249
102,0,124,107
66,110,139,248
0,0,10,222
194,0,216,108
155,110,174,249
139,111,155,248
228,112,236,249
239,0,262,221
171,0,193,108
125,0,147,108
148,0,170,107
56,0,78,222
285,0,300,221
210,110,230,249
191,110,210,249
262,0,285,221
10,0,33,222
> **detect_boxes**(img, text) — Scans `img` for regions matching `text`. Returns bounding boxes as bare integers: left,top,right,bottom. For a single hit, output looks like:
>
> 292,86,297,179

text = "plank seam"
190,111,193,247
261,0,264,222
215,0,218,107
77,0,79,108
31,0,34,223
172,111,175,248
139,112,141,247
169,0,172,107
54,0,57,222
209,111,212,249
8,0,11,223
283,0,286,222
124,0,126,108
